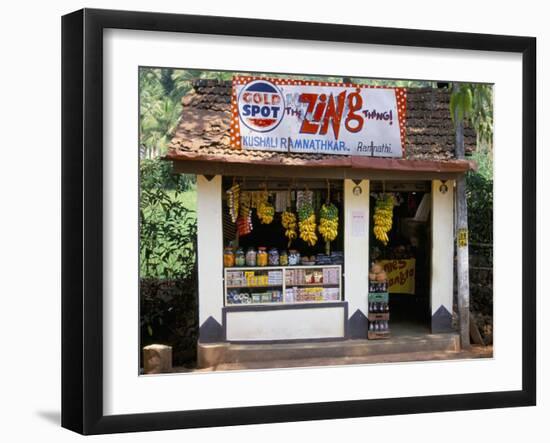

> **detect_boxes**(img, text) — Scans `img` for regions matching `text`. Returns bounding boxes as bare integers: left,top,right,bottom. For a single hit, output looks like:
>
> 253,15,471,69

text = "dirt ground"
171,345,493,373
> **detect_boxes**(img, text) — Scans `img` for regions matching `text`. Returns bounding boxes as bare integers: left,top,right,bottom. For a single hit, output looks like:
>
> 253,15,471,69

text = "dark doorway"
370,181,432,336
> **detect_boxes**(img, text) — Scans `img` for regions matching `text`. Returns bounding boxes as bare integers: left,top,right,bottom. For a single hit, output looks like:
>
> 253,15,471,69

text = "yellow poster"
378,259,416,294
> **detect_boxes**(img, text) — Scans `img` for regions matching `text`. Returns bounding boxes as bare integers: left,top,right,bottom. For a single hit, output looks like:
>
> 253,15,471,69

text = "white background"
104,28,522,415
0,0,547,441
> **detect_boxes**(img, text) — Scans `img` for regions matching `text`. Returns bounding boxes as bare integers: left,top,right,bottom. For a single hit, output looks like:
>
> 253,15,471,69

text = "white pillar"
196,175,224,342
344,179,370,339
431,179,455,333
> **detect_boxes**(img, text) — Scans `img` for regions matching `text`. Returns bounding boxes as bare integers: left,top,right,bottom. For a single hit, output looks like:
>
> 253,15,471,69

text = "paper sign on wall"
230,76,406,158
351,211,367,237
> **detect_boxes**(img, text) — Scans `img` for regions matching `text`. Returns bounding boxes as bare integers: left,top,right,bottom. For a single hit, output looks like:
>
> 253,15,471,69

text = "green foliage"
140,68,239,159
466,170,493,244
470,145,493,180
450,83,493,244
140,157,196,191
345,78,436,88
139,158,197,279
450,84,473,125
140,279,198,366
139,70,182,159
450,83,493,146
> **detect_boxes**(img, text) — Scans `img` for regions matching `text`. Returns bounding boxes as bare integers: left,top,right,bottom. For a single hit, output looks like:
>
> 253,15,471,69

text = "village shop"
166,77,476,367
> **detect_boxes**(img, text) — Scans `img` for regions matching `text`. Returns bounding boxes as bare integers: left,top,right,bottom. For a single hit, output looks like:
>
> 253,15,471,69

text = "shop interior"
221,176,433,338
369,181,432,336
222,176,344,306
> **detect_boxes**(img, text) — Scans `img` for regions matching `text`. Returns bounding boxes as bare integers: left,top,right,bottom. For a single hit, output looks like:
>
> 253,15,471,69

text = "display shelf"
226,284,282,289
224,265,342,306
225,265,341,270
288,283,340,287
368,331,391,340
368,278,390,339
368,312,390,321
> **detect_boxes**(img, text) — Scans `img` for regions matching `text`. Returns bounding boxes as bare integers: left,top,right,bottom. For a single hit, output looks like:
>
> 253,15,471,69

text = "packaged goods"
226,183,240,223
237,191,253,236
285,288,296,303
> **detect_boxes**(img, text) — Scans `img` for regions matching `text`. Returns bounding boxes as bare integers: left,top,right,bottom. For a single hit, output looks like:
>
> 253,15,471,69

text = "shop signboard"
230,76,406,157
379,258,416,294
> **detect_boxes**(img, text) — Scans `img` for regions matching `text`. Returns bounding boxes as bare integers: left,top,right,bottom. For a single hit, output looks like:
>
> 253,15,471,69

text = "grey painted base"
348,309,368,339
431,305,454,333
199,316,223,343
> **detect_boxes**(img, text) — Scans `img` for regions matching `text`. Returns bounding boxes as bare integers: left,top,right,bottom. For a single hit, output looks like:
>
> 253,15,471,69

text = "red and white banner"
230,76,406,157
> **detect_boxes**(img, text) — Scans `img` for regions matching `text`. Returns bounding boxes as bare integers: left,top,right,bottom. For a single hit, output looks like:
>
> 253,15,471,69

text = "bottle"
223,247,235,267
268,247,280,266
245,247,257,267
279,250,288,266
234,247,245,267
257,247,268,266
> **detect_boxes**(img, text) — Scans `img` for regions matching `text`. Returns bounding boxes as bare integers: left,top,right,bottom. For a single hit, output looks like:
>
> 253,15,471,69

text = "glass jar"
257,247,268,267
268,248,279,266
223,247,235,267
288,249,300,266
279,250,288,266
235,247,245,267
245,247,257,267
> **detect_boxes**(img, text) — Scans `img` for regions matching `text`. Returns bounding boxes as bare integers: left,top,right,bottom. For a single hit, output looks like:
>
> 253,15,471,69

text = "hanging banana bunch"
298,202,317,246
373,193,394,245
319,203,339,242
257,188,274,224
226,182,240,223
281,210,297,247
258,201,274,224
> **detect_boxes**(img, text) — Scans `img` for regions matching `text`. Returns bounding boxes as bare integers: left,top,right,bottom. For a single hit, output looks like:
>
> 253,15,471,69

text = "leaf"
463,87,473,117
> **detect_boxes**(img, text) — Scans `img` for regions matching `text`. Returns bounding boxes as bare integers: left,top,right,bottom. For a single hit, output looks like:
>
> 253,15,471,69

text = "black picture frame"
61,8,536,435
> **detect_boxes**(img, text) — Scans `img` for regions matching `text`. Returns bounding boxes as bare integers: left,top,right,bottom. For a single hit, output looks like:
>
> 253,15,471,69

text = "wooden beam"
171,159,467,181
166,150,474,174
454,84,471,350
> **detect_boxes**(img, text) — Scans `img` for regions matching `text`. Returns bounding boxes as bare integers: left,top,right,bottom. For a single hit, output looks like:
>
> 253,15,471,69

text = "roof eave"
164,150,475,174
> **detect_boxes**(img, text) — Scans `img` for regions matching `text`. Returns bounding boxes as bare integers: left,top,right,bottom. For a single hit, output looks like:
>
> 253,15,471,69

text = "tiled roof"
167,80,476,165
